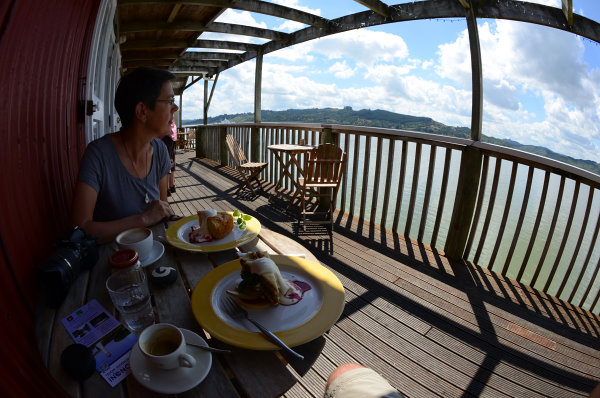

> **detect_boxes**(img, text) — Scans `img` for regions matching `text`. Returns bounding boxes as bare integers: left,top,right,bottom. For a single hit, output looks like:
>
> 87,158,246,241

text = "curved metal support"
465,1,483,142
214,0,600,75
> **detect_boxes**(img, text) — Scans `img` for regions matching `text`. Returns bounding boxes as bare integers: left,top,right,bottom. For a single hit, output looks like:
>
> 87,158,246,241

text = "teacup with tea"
138,323,196,370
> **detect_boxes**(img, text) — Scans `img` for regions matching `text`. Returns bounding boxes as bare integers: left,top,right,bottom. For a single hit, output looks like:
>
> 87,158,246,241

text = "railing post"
197,126,206,158
321,126,337,145
219,126,228,166
444,145,482,259
251,125,260,162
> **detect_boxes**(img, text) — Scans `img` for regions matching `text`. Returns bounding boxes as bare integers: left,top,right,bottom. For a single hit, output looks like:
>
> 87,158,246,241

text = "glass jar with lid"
109,249,141,272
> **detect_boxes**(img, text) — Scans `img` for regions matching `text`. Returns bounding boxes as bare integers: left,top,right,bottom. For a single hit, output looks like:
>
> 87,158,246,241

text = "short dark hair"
114,67,175,128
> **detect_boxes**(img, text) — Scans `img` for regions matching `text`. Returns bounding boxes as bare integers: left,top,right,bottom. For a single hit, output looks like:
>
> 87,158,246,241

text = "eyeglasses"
155,98,176,105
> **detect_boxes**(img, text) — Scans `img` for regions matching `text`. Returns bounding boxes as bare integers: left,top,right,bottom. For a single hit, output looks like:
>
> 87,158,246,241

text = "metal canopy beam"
181,51,243,61
175,59,228,68
205,22,290,42
194,0,600,77
118,0,334,30
353,0,391,17
121,20,290,42
191,39,259,52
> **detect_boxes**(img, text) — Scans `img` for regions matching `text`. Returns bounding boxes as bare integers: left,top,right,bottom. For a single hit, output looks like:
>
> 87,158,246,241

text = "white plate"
129,328,212,394
192,256,345,350
177,219,244,246
166,213,261,253
211,265,324,332
140,241,164,267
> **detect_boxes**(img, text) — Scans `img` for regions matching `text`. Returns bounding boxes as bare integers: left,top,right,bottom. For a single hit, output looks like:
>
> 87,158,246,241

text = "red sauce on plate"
280,280,312,306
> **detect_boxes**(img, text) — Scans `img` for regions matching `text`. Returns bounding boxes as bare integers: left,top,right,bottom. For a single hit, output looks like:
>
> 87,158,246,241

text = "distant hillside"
184,107,600,175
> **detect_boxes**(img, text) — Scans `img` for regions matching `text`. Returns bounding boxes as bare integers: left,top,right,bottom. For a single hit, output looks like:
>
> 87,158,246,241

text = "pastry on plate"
189,210,234,242
206,212,233,240
226,252,304,306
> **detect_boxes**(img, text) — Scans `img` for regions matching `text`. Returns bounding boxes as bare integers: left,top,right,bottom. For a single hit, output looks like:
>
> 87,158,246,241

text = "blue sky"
181,0,600,162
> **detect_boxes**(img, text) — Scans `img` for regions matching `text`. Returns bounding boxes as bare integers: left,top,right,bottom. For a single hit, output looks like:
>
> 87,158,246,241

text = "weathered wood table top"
35,222,323,398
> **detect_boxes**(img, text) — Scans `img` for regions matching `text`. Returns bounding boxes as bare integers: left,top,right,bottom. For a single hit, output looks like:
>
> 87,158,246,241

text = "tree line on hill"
183,107,600,175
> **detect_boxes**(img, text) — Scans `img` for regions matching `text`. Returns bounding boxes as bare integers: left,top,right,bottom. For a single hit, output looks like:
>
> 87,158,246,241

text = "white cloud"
309,29,409,68
272,0,321,15
434,18,600,161
329,61,355,79
184,3,600,162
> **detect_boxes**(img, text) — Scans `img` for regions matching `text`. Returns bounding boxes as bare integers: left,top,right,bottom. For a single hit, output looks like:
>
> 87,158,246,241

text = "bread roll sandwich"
227,252,303,306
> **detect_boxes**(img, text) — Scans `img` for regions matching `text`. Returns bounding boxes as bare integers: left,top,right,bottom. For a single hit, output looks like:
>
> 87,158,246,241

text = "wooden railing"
194,123,600,314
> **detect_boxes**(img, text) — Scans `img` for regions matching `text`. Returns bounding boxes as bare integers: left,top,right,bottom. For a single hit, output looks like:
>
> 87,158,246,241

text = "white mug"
116,227,153,262
138,323,196,370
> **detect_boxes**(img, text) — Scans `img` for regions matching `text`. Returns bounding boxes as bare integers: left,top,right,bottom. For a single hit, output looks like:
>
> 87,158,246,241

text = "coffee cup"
116,227,153,262
138,323,196,370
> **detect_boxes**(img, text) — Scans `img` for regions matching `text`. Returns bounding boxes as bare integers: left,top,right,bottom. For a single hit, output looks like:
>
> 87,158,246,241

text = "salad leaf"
232,209,251,230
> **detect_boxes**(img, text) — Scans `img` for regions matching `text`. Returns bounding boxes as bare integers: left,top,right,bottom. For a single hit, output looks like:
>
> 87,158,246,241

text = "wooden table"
35,222,324,398
267,144,313,206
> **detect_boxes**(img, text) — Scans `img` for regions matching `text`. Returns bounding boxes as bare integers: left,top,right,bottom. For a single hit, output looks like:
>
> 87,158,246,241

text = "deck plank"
167,152,600,397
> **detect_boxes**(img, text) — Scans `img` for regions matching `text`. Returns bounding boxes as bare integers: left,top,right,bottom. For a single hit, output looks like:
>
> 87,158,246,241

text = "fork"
223,296,304,360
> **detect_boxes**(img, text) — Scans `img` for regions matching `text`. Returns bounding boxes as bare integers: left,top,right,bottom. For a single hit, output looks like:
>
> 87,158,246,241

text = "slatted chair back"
225,134,267,195
299,143,346,233
187,129,196,150
226,134,248,167
304,143,346,188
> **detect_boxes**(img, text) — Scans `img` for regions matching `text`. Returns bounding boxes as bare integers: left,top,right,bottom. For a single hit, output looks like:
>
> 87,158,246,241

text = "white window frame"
85,0,120,144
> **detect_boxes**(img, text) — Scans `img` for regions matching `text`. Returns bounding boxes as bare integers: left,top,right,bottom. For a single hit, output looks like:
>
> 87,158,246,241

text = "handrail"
194,122,600,315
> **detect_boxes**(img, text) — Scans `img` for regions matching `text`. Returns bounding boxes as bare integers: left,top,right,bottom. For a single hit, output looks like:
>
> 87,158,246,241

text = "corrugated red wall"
0,0,100,395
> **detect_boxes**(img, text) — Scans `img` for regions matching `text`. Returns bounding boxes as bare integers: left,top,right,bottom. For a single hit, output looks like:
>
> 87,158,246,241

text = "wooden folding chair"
225,134,268,195
298,143,346,230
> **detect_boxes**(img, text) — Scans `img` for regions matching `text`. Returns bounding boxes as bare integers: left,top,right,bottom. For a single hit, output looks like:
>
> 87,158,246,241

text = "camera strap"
55,253,75,278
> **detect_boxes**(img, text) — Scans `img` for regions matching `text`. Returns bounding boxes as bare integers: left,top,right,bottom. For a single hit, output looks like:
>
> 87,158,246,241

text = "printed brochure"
61,299,137,387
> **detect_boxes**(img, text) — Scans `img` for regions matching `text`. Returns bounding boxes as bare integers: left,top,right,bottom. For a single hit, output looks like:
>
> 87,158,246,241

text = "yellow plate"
166,212,260,252
191,255,345,350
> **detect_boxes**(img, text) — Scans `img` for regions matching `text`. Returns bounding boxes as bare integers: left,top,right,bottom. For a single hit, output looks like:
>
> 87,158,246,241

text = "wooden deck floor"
169,150,600,398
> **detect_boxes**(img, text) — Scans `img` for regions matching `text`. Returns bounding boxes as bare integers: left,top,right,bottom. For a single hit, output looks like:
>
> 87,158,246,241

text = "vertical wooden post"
444,0,484,259
197,125,205,158
252,48,263,163
444,145,482,259
254,47,263,124
467,1,482,141
203,77,208,126
219,125,228,166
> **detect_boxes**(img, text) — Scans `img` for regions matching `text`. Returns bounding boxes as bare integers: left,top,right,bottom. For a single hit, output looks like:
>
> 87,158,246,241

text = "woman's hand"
142,200,173,225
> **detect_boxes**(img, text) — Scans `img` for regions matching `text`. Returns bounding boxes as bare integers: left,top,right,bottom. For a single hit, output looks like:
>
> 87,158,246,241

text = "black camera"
38,227,98,308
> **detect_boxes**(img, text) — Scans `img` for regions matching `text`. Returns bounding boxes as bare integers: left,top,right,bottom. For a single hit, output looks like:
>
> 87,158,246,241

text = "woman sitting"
71,67,177,243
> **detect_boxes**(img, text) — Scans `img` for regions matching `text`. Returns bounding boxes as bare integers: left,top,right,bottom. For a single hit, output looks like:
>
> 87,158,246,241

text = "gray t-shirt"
77,134,171,222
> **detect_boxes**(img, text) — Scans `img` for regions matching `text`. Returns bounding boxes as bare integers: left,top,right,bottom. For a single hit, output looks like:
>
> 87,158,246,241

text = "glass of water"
106,267,154,333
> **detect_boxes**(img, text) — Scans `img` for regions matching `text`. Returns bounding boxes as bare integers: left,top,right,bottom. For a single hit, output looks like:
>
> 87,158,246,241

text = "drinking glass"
106,267,154,333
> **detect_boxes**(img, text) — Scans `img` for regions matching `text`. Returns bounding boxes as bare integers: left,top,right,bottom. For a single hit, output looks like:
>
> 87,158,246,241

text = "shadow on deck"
169,150,600,398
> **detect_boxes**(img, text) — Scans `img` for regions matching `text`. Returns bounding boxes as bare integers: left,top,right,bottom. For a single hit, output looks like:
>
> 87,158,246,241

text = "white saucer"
129,328,212,394
140,241,164,267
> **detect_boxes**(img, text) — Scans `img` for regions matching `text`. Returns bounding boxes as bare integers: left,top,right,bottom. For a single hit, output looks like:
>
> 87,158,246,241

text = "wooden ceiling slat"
120,39,191,50
167,3,183,23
